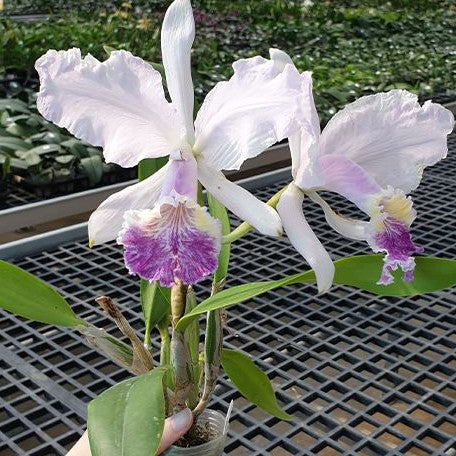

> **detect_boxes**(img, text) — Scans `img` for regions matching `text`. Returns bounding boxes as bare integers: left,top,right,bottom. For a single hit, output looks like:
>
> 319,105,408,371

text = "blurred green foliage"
1,0,454,125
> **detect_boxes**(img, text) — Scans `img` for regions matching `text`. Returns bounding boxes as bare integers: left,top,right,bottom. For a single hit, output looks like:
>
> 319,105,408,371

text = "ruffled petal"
276,183,334,293
197,160,282,237
118,197,221,287
369,217,424,285
364,187,422,285
318,155,382,213
269,48,323,187
161,0,196,144
35,49,184,167
194,56,307,170
307,191,368,241
319,90,455,193
88,163,169,245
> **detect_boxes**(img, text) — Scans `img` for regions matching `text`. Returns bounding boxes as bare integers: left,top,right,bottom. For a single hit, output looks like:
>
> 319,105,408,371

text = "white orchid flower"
35,1,308,287
270,49,455,292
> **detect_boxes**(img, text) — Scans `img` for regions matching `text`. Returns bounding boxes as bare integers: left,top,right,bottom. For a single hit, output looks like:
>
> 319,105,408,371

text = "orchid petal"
319,90,455,193
318,155,382,213
118,198,221,287
368,217,424,285
88,163,169,245
194,57,306,170
276,183,334,293
35,49,183,167
269,48,294,70
197,160,282,237
307,191,368,241
161,154,198,201
161,0,195,144
269,49,323,186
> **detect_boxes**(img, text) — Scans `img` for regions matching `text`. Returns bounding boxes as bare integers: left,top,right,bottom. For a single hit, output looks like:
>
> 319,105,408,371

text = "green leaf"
332,255,456,296
27,144,62,155
55,154,75,165
138,157,167,181
0,98,30,114
176,256,456,331
140,281,170,347
24,151,42,167
0,136,32,151
103,45,117,55
78,326,135,372
80,155,103,184
221,349,292,420
88,368,166,456
0,260,84,327
207,193,230,285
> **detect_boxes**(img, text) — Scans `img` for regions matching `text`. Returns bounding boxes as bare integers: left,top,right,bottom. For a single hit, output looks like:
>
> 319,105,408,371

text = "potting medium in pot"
164,409,228,456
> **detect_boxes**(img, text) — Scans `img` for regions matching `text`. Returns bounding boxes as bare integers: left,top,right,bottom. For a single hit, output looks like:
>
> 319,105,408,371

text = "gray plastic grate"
3,185,42,209
1,133,455,455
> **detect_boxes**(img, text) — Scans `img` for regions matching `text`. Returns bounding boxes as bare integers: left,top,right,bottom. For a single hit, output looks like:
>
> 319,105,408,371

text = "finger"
157,408,194,455
67,430,90,456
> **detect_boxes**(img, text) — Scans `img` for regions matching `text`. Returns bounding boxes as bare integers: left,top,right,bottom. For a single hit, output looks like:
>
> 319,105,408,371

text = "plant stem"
170,281,192,412
222,184,288,244
184,287,201,409
192,308,222,419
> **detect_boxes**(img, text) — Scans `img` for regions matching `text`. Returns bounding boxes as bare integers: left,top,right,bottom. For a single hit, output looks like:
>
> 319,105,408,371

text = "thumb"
157,408,194,455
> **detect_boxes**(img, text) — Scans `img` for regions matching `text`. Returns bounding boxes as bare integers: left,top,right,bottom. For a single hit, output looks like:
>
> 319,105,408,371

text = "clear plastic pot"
163,409,228,456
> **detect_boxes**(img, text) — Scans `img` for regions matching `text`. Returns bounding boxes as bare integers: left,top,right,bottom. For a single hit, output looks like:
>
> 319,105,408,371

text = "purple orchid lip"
118,197,221,287
372,217,424,285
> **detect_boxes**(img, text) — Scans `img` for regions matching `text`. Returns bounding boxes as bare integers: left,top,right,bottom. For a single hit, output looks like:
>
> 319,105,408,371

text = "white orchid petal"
194,57,306,171
318,154,382,213
277,184,334,293
319,90,455,193
161,0,195,143
88,163,169,245
307,191,368,241
269,50,323,186
269,48,294,71
35,49,183,167
197,160,282,237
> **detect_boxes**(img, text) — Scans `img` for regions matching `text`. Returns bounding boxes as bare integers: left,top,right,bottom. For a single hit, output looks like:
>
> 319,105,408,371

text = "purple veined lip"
118,197,222,287
373,217,424,285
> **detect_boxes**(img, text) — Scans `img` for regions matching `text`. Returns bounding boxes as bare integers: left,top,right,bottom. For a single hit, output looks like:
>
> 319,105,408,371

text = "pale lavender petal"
118,198,221,287
161,0,196,143
307,191,369,241
194,57,307,171
35,49,184,167
88,162,169,246
161,153,198,200
317,154,381,213
319,90,455,193
276,183,334,293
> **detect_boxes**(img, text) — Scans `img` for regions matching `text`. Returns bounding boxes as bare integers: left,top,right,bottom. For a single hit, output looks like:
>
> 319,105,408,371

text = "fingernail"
171,408,193,433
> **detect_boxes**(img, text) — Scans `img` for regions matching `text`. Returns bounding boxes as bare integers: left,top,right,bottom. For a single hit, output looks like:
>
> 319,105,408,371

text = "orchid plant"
0,0,455,455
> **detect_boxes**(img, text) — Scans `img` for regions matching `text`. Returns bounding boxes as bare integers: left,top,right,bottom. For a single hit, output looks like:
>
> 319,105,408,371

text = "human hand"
67,408,193,456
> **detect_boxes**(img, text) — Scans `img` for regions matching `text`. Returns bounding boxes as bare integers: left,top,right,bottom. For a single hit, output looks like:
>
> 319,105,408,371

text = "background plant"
1,0,455,125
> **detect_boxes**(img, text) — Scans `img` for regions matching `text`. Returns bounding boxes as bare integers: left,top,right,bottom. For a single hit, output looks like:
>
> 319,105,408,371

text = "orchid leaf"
88,368,166,456
221,349,292,420
140,281,170,347
207,193,231,285
0,260,84,327
176,256,456,331
332,255,456,296
138,157,167,181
